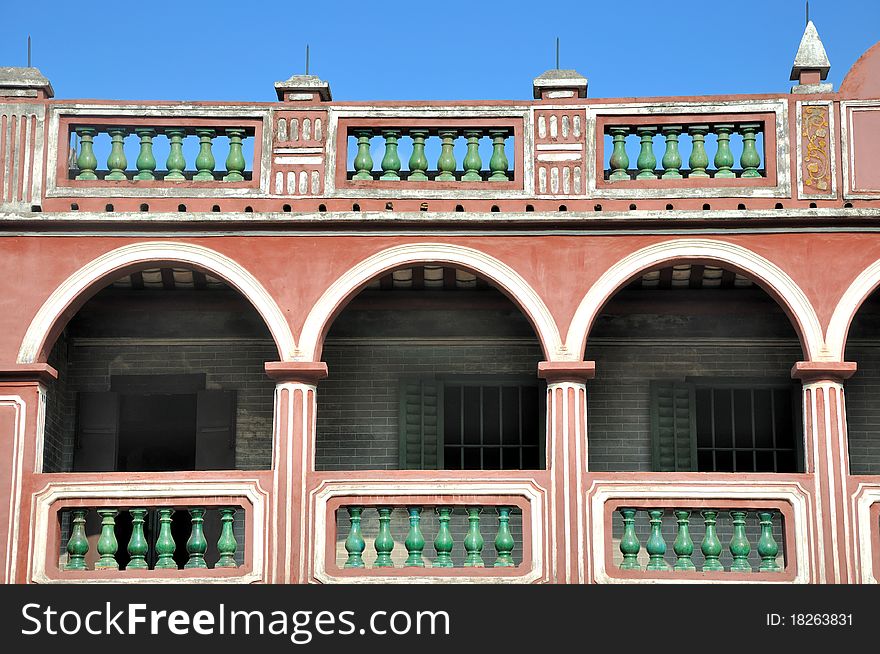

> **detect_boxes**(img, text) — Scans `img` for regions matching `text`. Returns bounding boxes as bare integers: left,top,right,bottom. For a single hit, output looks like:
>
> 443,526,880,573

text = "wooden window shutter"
399,377,444,470
650,381,697,472
73,392,119,472
195,390,236,470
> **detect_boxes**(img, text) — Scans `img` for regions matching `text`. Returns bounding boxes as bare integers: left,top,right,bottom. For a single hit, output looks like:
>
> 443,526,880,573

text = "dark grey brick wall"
841,344,880,475
43,340,276,471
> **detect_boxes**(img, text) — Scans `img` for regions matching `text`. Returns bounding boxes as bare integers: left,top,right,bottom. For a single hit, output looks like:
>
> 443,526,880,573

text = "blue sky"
1,0,879,102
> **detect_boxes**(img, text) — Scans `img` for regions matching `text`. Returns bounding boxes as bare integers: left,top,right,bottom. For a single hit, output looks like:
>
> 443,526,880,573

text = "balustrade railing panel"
334,505,524,570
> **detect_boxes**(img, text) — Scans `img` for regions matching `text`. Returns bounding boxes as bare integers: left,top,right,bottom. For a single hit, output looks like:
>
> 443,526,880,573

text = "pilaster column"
0,363,57,583
792,361,857,583
264,361,328,584
538,361,595,584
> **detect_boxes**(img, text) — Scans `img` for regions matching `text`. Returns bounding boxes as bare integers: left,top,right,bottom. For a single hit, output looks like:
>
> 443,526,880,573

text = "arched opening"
840,286,880,475
42,265,277,474
316,263,543,566
585,261,807,475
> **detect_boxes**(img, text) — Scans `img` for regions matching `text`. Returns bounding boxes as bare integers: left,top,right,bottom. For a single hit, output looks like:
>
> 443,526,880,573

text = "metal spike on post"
27,35,31,67
555,37,560,70
806,1,809,25
305,44,309,76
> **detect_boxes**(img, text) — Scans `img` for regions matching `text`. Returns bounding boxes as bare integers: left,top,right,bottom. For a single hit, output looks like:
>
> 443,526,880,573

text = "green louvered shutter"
650,381,697,472
399,377,444,470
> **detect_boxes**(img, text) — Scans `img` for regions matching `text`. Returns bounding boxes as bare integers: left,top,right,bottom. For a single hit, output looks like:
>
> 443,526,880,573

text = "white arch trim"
17,241,296,364
298,243,564,361
565,238,826,361
826,259,880,361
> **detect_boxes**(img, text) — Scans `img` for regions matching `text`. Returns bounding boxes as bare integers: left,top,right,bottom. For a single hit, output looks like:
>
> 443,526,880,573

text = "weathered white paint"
1,396,26,584
840,101,880,199
851,484,880,583
17,241,296,363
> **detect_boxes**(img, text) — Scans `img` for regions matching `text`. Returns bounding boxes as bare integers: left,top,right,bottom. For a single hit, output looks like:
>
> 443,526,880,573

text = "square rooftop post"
790,21,832,93
274,74,332,102
0,67,53,99
532,69,587,100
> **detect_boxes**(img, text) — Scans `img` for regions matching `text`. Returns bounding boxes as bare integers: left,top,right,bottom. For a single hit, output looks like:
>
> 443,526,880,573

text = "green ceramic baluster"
404,507,425,567
661,126,683,179
407,129,429,181
713,123,736,178
757,510,781,572
700,510,724,571
344,506,366,568
95,509,118,569
688,125,710,178
433,507,454,568
618,507,641,570
216,507,237,568
729,510,752,572
194,128,216,181
488,129,509,181
74,127,98,180
64,509,89,571
352,130,374,180
608,127,630,181
223,128,246,182
105,128,129,180
673,510,696,571
646,509,670,571
739,123,762,178
494,506,515,567
155,507,177,569
464,507,484,567
134,128,157,180
126,508,149,570
185,508,208,568
164,128,187,181
462,129,483,181
374,507,394,567
436,130,458,181
636,127,658,179
380,129,401,181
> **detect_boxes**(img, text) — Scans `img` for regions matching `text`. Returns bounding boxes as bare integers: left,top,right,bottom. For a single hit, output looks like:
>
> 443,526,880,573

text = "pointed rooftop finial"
790,19,832,93
555,37,560,70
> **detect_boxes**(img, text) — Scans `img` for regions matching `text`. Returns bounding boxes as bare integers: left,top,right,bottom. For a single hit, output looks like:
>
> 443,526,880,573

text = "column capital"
538,360,596,383
0,362,58,385
791,361,856,383
264,361,328,384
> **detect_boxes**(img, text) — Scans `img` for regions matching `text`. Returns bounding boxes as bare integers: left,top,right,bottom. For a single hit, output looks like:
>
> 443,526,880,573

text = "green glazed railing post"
374,507,395,567
352,130,374,180
494,506,515,567
223,128,247,182
164,128,187,181
64,509,89,570
488,129,509,182
636,127,658,179
74,127,98,180
216,507,238,568
618,507,641,570
105,128,129,180
462,129,483,181
433,507,454,568
700,510,724,571
672,509,696,571
379,129,401,181
661,126,683,179
126,508,149,570
608,127,630,181
688,125,710,178
739,123,762,178
713,123,736,178
94,508,119,570
407,129,429,181
729,510,752,572
436,130,458,181
155,507,177,569
134,128,157,180
646,508,671,571
464,507,484,567
194,128,217,181
185,508,208,568
757,510,781,572
344,506,366,568
404,507,425,567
